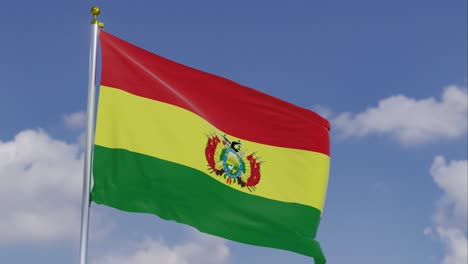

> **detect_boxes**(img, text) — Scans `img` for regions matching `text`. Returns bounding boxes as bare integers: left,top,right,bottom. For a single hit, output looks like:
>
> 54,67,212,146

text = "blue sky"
0,1,466,264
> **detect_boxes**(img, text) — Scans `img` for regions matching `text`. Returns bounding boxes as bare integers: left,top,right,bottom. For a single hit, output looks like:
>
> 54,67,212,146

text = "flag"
92,30,330,263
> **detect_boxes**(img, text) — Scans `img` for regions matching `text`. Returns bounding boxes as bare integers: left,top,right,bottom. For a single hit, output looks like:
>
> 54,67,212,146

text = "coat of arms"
205,133,262,192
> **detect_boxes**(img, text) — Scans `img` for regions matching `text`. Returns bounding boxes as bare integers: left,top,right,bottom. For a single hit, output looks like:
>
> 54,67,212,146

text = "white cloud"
95,233,230,264
0,129,84,242
431,156,468,226
430,156,467,264
63,111,87,149
333,85,467,144
437,227,467,264
64,111,86,130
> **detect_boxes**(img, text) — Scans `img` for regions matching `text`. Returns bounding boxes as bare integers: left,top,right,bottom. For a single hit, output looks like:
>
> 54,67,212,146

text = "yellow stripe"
95,86,330,211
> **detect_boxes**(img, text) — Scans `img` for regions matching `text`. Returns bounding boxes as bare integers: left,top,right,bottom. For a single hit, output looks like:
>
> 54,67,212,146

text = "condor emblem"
205,133,263,192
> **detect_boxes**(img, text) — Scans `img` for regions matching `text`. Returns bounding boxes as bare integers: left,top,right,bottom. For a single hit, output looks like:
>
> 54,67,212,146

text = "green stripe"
91,145,325,263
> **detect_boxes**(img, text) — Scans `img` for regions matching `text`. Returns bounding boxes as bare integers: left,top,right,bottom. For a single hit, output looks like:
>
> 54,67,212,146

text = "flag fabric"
92,30,330,263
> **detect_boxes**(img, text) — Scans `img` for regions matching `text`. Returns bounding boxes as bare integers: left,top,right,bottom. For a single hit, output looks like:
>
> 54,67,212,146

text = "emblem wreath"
205,133,262,192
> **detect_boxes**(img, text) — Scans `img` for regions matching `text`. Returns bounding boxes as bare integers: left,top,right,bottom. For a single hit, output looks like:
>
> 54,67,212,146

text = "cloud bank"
334,85,467,144
0,129,83,242
430,156,467,264
95,234,230,264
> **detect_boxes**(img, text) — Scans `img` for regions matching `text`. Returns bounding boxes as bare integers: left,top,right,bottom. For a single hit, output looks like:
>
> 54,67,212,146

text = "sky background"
0,1,466,264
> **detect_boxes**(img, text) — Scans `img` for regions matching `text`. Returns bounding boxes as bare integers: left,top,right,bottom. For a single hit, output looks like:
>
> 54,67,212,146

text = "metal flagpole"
79,6,103,264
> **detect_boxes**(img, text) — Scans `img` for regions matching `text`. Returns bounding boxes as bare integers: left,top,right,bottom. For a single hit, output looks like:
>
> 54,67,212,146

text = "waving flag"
92,30,330,263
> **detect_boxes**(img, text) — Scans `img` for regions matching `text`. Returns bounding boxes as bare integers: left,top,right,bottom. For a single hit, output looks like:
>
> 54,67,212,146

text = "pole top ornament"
91,6,100,16
90,6,104,28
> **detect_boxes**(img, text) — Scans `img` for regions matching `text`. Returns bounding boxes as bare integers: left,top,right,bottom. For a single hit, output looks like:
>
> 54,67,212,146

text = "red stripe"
99,30,330,155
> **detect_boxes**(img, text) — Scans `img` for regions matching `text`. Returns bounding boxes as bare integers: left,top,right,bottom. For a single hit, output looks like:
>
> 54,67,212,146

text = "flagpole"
79,6,102,264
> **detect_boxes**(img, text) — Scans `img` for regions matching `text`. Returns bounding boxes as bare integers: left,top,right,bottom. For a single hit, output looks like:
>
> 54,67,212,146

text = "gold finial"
90,6,104,27
91,6,100,16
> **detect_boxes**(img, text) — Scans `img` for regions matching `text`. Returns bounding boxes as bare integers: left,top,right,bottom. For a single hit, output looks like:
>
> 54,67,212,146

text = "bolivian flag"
92,30,330,263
